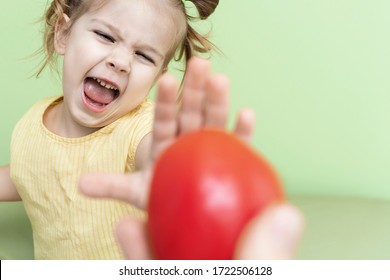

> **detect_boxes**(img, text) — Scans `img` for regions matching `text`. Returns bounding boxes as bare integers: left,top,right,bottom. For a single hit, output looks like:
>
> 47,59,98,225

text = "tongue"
84,78,116,105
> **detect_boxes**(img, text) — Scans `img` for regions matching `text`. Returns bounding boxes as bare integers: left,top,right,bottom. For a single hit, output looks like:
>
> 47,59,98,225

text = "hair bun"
189,0,219,19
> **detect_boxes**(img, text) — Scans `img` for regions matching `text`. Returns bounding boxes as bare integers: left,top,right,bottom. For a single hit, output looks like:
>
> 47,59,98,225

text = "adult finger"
234,204,304,260
116,217,152,260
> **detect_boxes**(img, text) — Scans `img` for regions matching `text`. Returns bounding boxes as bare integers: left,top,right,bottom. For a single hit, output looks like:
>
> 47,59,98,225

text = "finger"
234,204,304,260
179,57,211,134
116,217,152,260
233,108,256,144
152,74,180,161
204,74,230,129
78,172,150,210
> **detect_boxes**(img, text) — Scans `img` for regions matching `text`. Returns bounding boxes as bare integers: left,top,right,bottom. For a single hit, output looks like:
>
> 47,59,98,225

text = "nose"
106,46,132,74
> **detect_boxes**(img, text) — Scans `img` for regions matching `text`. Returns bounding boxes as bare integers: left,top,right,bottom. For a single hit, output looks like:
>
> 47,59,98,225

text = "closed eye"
135,51,155,64
94,30,115,43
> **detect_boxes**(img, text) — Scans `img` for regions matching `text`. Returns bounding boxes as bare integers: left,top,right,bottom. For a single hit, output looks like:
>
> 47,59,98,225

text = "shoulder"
130,99,155,119
13,96,61,132
20,96,62,120
116,99,155,131
119,99,155,171
31,96,62,110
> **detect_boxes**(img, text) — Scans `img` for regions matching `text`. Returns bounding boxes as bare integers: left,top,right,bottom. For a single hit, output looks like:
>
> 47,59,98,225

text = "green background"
2,0,390,201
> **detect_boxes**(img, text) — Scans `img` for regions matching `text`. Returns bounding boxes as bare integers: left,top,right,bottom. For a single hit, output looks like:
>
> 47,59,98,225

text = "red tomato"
148,129,284,259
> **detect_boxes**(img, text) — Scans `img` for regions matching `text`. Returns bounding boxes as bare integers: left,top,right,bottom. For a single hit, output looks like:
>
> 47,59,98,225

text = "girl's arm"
0,165,21,201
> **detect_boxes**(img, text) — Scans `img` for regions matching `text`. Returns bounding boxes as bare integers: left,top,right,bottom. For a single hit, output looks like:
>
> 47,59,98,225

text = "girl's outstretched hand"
78,57,304,259
79,57,255,209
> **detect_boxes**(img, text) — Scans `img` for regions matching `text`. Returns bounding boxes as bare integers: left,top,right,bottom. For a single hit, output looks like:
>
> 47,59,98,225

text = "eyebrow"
91,18,164,60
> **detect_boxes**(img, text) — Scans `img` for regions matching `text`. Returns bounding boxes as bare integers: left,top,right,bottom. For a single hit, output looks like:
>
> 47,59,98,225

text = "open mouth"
83,77,120,111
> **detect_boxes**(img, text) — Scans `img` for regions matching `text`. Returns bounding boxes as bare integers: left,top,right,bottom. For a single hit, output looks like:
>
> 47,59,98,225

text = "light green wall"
1,1,62,162
1,0,390,200
211,0,390,200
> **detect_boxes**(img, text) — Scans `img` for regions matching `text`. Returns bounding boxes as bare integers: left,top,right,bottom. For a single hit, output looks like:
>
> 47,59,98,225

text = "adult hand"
115,203,304,260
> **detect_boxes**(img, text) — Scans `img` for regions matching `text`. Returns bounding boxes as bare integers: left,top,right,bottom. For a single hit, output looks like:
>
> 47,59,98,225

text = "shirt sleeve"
126,99,155,172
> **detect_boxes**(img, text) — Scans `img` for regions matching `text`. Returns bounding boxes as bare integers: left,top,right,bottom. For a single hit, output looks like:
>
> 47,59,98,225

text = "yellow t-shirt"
10,96,154,259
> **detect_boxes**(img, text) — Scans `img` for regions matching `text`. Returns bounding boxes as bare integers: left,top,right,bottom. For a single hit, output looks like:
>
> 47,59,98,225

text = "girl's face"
55,0,182,135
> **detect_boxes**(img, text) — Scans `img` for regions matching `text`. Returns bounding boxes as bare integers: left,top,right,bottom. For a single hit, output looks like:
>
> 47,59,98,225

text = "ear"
54,14,71,55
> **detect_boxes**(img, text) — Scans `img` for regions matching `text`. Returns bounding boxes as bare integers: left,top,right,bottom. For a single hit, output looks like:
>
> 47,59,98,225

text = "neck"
43,101,99,138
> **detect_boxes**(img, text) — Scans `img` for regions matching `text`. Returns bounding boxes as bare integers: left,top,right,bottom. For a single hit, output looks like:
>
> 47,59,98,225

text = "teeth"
93,77,118,91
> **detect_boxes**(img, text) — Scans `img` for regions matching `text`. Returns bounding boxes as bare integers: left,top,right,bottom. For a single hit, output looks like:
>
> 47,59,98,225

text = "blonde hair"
36,0,219,77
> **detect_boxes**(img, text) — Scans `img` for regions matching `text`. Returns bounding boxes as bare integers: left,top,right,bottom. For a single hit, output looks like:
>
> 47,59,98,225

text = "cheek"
62,48,102,90
131,66,161,89
65,36,103,69
66,52,92,71
121,74,156,107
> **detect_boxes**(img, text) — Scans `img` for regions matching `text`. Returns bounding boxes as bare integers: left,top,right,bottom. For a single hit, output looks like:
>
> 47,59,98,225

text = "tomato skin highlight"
148,129,284,260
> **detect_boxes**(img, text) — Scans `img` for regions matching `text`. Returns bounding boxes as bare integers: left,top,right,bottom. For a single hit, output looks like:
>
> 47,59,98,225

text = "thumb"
78,171,150,209
234,204,304,260
116,217,152,260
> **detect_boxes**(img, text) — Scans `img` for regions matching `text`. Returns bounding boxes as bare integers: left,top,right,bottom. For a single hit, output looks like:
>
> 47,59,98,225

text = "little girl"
0,0,221,259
